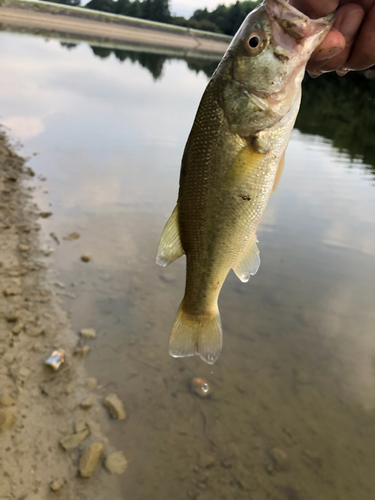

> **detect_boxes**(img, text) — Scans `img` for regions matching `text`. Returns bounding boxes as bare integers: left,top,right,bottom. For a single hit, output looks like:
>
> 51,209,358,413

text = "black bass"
157,0,333,364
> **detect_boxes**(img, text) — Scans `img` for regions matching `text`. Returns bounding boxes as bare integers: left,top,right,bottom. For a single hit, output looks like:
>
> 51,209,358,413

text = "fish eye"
244,31,266,55
249,36,260,48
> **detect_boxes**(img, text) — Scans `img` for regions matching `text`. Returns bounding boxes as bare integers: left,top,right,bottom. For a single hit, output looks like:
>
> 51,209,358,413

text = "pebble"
86,377,98,390
80,328,96,339
12,322,25,335
0,393,16,407
3,288,19,297
191,378,211,397
6,311,19,322
19,244,30,252
63,232,80,240
79,442,104,478
50,477,64,492
74,344,91,357
75,422,88,433
81,254,91,263
18,367,30,379
269,448,289,471
104,394,126,420
105,451,128,474
198,452,215,468
0,411,16,432
80,395,95,410
26,326,44,337
87,420,100,434
40,211,52,218
59,428,90,451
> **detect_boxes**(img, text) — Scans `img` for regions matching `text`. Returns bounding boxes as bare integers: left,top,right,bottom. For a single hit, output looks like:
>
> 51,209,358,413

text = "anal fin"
233,235,260,283
156,205,184,267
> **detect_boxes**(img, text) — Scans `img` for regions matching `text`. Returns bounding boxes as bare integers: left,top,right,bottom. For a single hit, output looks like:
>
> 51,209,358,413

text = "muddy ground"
0,131,126,499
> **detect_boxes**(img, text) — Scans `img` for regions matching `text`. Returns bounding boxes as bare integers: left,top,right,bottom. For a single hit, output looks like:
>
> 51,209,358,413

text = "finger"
344,2,375,70
317,4,365,71
290,0,339,18
307,28,345,71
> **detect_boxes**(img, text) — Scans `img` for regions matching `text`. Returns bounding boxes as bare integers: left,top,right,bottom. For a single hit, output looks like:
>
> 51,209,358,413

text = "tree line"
44,0,261,36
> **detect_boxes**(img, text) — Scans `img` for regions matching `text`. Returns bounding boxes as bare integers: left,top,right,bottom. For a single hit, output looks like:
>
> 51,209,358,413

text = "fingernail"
336,68,349,76
313,45,343,62
340,9,364,44
308,70,322,78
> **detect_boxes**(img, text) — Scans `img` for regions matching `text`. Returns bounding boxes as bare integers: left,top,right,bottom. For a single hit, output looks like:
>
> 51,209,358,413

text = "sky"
170,0,234,18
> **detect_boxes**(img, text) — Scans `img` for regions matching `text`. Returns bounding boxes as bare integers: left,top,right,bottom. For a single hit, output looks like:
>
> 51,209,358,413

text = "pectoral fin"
271,153,285,195
233,236,260,283
156,205,184,267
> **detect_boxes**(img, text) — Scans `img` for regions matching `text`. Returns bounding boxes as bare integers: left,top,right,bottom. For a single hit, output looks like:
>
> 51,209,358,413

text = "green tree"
46,0,81,6
86,0,116,13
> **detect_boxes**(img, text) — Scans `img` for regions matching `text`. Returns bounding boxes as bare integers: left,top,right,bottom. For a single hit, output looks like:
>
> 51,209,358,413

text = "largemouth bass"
157,0,333,364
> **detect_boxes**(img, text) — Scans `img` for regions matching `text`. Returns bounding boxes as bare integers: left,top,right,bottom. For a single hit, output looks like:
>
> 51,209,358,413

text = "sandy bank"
0,131,127,499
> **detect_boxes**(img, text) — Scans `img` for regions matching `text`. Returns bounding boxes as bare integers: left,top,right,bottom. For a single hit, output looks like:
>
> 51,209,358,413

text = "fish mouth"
265,0,334,42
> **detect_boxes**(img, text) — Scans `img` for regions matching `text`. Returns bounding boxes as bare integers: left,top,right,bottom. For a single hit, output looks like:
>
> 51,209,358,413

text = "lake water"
2,30,375,500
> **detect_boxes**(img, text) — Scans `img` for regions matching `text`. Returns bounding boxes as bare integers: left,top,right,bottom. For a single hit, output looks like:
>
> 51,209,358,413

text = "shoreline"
0,0,231,57
0,131,125,499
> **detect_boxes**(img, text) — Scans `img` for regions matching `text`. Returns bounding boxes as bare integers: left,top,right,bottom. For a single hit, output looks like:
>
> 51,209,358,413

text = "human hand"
291,0,375,76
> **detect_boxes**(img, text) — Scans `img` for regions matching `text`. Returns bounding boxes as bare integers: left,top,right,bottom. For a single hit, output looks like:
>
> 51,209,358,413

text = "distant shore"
0,0,231,57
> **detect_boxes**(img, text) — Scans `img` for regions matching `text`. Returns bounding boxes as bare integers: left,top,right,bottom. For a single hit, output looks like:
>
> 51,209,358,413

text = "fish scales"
157,0,334,364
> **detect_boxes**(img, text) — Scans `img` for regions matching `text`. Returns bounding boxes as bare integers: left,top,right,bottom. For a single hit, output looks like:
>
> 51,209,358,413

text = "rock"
63,232,80,241
3,287,19,297
86,377,98,390
50,477,65,492
26,326,44,337
87,420,100,434
269,448,289,472
80,328,96,339
40,211,52,218
79,442,104,478
0,393,16,407
6,310,19,322
105,451,128,474
19,244,30,252
191,378,211,397
12,322,25,335
59,429,90,451
0,411,16,432
81,254,91,263
198,452,215,468
18,367,30,379
75,422,88,433
80,395,95,410
81,345,91,357
74,344,91,357
104,394,126,420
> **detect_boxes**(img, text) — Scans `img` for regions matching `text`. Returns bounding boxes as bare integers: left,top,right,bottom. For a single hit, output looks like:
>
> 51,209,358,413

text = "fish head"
218,0,334,135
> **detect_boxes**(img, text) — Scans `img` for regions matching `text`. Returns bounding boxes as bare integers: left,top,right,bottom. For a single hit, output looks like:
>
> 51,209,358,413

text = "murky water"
2,31,375,500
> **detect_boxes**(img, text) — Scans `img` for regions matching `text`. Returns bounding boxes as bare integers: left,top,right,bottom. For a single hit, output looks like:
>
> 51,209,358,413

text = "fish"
156,0,334,364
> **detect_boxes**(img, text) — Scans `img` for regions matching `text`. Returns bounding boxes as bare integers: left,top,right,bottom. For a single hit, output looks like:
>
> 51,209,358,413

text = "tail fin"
169,303,222,365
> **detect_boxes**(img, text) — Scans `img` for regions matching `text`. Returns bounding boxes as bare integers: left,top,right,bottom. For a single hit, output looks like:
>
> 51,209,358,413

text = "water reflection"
2,30,375,499
59,41,219,80
63,40,375,172
297,71,375,173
